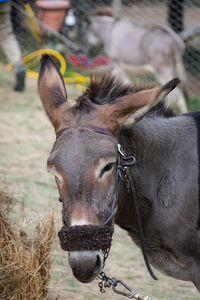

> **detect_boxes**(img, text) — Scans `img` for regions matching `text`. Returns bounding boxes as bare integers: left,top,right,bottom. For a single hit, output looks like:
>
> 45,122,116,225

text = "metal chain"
97,271,156,300
97,247,112,293
98,271,113,293
102,247,111,268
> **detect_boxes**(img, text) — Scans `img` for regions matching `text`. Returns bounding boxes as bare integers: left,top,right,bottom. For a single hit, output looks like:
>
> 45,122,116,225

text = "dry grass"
0,65,200,299
0,189,55,300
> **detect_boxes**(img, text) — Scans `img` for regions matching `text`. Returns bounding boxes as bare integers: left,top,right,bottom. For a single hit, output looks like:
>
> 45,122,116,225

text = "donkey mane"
147,101,176,118
73,74,176,118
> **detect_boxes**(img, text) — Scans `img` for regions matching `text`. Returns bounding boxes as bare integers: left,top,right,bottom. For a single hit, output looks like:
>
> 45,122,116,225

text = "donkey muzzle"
58,224,114,283
68,250,103,283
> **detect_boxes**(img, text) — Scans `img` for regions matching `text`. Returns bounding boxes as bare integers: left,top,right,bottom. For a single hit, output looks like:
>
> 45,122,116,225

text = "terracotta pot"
36,0,70,31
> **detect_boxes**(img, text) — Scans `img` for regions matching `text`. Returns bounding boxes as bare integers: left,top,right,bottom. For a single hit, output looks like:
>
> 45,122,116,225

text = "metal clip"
97,271,156,300
122,156,136,169
118,144,136,169
118,144,125,157
113,279,135,298
118,144,136,165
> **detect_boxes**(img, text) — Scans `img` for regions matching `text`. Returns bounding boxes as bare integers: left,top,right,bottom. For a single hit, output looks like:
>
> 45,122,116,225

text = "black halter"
56,125,157,281
103,144,136,226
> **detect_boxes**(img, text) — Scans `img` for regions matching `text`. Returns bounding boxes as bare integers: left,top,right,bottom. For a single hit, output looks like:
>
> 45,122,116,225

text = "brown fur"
70,202,99,225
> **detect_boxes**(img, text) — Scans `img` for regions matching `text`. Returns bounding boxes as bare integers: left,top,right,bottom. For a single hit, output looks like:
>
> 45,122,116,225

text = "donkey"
87,7,189,114
38,54,200,291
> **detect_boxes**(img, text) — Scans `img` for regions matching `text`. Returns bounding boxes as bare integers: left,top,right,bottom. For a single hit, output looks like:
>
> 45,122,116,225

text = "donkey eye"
100,162,115,178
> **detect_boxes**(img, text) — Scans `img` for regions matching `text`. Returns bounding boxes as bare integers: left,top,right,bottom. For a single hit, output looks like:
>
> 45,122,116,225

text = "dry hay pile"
0,190,56,300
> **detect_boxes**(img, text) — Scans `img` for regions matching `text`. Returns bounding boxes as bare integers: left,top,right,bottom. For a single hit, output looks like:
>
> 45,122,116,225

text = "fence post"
112,0,122,19
168,0,184,33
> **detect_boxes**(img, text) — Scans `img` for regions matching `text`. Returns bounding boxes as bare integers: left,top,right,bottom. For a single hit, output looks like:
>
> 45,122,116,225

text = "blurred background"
1,0,199,98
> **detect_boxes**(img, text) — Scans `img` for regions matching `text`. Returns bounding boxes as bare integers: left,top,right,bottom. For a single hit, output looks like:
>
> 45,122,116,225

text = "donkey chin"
68,250,104,283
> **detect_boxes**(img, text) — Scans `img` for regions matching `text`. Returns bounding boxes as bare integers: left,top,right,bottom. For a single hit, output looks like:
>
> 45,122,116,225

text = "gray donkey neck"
121,115,197,165
117,114,199,222
93,16,114,53
116,113,200,282
92,16,147,58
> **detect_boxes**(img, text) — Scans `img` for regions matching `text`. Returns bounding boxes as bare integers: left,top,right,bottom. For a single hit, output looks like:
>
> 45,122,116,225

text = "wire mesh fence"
0,0,200,98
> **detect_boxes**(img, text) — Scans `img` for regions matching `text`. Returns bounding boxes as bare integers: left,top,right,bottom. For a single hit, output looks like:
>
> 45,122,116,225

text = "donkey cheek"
91,187,114,215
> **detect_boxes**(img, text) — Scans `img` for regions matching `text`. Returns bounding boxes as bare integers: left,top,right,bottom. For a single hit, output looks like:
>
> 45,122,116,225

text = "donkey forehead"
47,130,117,171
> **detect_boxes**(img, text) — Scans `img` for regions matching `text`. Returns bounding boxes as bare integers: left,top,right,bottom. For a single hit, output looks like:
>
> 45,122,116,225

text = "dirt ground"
0,64,199,300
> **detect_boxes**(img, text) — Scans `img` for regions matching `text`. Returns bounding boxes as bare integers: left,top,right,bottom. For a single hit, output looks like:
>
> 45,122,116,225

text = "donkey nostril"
94,254,101,273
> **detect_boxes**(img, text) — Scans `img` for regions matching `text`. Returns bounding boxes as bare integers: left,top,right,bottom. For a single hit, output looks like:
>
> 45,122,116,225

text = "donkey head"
87,8,114,47
38,54,179,283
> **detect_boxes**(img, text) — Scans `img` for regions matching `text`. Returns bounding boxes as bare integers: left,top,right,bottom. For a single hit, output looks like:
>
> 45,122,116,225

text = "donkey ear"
38,54,69,129
100,78,180,132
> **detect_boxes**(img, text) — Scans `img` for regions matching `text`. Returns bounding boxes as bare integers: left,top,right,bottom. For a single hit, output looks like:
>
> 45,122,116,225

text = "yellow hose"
24,3,44,47
6,49,90,87
7,2,89,88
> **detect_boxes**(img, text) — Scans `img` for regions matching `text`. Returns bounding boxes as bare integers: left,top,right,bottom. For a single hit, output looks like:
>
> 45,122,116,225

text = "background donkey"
87,7,189,114
38,54,200,291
